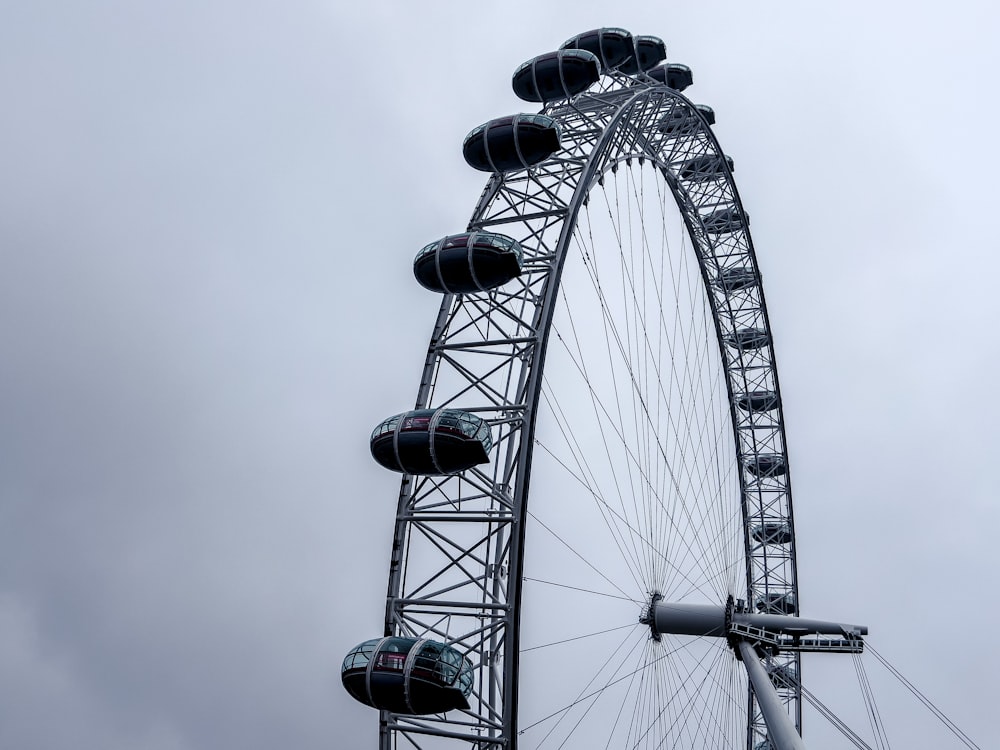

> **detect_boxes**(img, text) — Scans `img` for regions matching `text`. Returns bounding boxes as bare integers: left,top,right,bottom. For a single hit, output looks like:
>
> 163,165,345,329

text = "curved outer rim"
501,87,664,744
378,69,800,750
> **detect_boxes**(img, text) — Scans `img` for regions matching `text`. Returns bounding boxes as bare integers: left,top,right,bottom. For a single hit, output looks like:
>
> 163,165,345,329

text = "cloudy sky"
2,1,997,748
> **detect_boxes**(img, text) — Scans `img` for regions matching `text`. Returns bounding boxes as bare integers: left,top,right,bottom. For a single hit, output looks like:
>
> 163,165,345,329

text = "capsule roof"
560,27,635,70
619,35,667,74
696,105,716,126
648,62,693,90
512,49,601,102
463,114,562,173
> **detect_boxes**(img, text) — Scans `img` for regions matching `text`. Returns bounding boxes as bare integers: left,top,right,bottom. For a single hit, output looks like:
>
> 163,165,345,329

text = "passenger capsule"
657,104,715,136
560,27,635,70
512,49,601,102
715,266,758,293
463,114,562,173
342,637,474,715
737,390,779,413
648,62,694,91
724,327,769,351
370,409,493,475
702,207,747,235
752,521,793,545
755,591,797,615
618,35,667,74
745,454,787,478
678,154,734,183
413,232,523,294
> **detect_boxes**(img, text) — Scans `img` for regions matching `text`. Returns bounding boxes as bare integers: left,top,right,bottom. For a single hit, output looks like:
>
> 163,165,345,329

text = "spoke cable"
521,623,638,653
852,650,890,750
522,576,640,603
867,643,981,750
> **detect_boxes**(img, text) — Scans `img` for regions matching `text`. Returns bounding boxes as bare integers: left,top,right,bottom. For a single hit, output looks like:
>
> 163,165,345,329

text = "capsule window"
342,639,379,672
375,651,407,671
372,415,401,439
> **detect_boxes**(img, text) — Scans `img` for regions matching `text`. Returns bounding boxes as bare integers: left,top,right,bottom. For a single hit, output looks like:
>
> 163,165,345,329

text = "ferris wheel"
342,28,866,750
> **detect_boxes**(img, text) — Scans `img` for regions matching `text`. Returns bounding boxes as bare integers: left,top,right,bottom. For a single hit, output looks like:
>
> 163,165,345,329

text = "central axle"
639,595,868,750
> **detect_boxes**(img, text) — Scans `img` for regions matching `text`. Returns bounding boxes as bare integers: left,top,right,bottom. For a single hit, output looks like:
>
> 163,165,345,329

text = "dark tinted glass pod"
463,114,562,173
370,409,493,475
658,103,715,136
512,49,601,102
736,390,779,413
752,521,793,545
714,266,758,293
678,154,734,182
560,27,635,70
342,637,474,715
702,208,747,236
724,327,769,351
618,35,667,74
648,62,694,90
414,232,523,294
745,454,787,478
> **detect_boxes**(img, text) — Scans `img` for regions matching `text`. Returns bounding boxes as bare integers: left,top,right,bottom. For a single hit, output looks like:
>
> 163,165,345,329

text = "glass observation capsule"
755,591,797,615
715,266,758,292
745,454,787,478
657,103,715,135
678,154,734,182
752,521,793,545
702,207,747,235
560,27,635,70
413,232,523,294
512,49,601,103
736,390,779,413
648,62,693,90
370,408,493,475
463,114,562,173
342,637,474,715
724,327,769,351
618,35,667,74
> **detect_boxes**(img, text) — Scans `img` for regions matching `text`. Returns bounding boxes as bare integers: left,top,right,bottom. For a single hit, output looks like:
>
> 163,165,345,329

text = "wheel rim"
379,67,799,750
519,153,749,748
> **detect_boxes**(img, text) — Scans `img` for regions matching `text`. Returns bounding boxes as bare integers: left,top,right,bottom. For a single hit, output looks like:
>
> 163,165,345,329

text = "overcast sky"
1,1,998,748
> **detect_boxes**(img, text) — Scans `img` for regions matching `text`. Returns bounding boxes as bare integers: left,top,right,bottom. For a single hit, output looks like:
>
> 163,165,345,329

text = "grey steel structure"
373,44,836,749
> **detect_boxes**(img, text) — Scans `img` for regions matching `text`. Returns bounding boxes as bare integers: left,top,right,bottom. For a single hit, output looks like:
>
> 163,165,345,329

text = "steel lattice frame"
378,69,799,749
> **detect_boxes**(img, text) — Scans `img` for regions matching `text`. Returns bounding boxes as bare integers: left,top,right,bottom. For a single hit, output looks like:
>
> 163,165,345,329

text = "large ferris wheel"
342,28,866,750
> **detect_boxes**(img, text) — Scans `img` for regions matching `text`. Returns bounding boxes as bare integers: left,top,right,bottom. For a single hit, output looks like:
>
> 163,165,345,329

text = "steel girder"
378,72,800,749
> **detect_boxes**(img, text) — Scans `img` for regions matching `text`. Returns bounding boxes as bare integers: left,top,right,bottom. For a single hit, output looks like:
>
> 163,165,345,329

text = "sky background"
2,1,998,748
